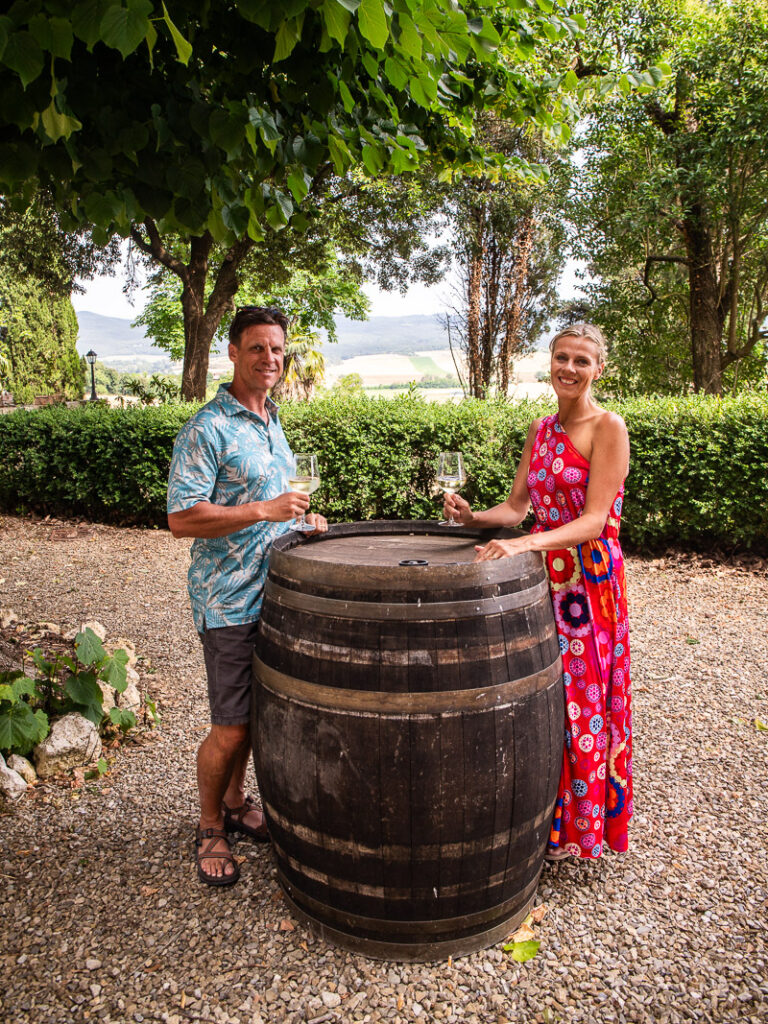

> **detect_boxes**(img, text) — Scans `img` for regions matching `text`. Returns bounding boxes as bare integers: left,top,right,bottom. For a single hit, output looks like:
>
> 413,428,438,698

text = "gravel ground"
0,513,766,1024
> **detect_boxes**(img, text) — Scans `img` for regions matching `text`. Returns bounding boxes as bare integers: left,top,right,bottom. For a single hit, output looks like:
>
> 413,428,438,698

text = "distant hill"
326,314,447,363
75,310,449,370
75,311,171,370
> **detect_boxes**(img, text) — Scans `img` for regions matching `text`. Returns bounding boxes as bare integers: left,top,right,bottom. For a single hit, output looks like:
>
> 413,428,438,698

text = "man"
167,306,327,886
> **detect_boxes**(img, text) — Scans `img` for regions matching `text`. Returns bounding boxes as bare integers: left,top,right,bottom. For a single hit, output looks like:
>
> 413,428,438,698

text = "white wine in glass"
288,453,320,532
437,452,466,526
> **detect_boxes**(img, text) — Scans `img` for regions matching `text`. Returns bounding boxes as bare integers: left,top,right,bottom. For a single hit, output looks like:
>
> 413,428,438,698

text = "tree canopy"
570,0,768,394
0,0,584,241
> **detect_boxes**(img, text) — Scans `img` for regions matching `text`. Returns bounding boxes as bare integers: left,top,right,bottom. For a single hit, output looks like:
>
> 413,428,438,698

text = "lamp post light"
86,350,98,401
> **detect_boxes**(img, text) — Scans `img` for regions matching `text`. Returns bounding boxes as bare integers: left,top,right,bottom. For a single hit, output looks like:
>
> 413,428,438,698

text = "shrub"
0,391,766,551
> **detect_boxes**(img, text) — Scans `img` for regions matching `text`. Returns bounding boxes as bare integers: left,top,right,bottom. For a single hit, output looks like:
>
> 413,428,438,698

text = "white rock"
0,753,27,801
321,992,341,1009
104,637,137,664
80,620,107,641
98,681,116,714
33,713,102,779
122,678,141,712
7,754,36,784
85,958,101,971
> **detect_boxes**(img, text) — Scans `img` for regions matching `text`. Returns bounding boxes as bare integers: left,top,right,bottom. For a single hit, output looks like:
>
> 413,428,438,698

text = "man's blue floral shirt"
167,383,293,632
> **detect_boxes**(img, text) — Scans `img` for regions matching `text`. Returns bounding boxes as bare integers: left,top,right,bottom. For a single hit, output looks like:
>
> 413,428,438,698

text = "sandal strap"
196,826,230,850
224,795,259,822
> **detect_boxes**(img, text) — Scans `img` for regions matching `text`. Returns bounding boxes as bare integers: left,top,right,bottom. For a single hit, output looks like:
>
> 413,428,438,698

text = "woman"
444,324,632,860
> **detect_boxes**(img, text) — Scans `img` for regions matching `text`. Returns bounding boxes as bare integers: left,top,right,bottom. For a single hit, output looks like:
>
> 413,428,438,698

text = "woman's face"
550,335,603,401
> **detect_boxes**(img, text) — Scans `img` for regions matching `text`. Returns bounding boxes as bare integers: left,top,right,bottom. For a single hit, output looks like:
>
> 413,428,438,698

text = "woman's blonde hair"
549,323,607,366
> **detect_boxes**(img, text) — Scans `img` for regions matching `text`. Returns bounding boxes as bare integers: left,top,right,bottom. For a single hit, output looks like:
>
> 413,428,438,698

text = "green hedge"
0,393,766,551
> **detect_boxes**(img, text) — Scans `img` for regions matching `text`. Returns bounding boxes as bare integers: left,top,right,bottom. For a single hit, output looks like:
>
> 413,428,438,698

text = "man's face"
229,323,285,394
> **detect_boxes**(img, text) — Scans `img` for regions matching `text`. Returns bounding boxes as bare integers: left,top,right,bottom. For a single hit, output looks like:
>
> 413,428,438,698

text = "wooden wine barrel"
252,521,563,961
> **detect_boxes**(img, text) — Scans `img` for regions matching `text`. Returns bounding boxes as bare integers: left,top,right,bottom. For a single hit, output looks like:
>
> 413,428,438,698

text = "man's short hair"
229,306,289,346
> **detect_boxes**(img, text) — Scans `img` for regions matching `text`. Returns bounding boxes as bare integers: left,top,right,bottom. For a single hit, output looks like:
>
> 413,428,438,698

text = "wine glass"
437,451,466,526
288,453,320,532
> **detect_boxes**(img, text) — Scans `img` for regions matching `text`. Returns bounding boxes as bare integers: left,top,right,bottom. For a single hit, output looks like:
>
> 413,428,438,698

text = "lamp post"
86,350,98,401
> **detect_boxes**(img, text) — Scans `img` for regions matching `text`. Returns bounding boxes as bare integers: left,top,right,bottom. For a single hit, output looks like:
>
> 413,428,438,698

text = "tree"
0,193,105,402
443,123,570,398
133,236,369,357
0,1,585,399
571,0,768,394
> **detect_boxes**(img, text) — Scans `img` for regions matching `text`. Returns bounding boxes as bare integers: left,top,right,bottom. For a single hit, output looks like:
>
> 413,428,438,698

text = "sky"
71,254,586,322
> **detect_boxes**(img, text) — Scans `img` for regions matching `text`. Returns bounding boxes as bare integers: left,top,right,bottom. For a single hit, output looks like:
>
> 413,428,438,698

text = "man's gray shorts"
198,620,259,726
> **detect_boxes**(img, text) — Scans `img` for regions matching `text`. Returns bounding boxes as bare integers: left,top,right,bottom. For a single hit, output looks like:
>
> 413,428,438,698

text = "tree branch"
130,219,190,285
642,254,689,305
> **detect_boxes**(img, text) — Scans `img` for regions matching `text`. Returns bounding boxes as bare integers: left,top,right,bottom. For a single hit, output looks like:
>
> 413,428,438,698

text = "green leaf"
396,13,421,59
29,15,75,60
40,100,83,141
503,939,540,962
12,677,36,701
100,3,151,59
31,648,54,676
101,650,128,694
4,31,45,88
322,0,352,46
75,628,106,667
362,143,384,175
273,15,304,62
358,0,388,49
209,109,245,158
384,56,408,91
755,718,768,733
328,132,352,173
162,3,192,64
64,672,103,725
0,701,48,755
338,78,355,112
110,706,137,734
0,684,15,703
286,168,310,202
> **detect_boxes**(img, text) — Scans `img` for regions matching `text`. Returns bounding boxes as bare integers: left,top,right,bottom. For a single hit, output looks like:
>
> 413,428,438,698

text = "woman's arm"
443,419,541,527
474,412,629,560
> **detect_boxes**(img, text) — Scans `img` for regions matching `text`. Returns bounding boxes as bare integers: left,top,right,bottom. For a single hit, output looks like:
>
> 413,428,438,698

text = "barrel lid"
269,520,541,590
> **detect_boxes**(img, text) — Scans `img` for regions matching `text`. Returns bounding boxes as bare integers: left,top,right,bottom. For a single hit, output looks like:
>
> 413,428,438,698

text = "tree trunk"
500,216,533,395
130,222,254,402
683,212,724,394
466,219,484,398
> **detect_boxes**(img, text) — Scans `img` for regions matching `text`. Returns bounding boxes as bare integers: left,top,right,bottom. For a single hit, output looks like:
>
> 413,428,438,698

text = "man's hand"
259,491,310,522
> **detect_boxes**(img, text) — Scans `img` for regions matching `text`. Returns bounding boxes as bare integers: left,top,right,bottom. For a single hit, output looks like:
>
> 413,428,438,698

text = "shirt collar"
217,382,279,422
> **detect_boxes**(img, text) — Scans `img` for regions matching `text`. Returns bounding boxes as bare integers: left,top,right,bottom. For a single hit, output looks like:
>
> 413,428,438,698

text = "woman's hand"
443,493,475,526
474,535,535,561
304,512,328,535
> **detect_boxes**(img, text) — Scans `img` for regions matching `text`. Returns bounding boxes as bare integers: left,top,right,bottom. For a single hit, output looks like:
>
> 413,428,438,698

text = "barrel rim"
269,520,541,589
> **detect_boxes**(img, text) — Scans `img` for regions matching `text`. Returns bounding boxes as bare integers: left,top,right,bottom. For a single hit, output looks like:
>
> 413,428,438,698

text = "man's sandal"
195,825,241,887
223,795,270,842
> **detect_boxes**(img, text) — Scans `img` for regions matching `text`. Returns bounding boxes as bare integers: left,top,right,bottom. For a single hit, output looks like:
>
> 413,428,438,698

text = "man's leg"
222,735,268,834
196,620,260,882
197,723,249,880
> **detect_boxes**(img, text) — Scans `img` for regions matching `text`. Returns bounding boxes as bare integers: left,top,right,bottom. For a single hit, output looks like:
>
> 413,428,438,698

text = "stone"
104,638,137,665
81,620,108,641
7,754,37,784
0,607,19,629
33,713,102,779
0,753,27,802
321,992,341,1008
36,622,61,635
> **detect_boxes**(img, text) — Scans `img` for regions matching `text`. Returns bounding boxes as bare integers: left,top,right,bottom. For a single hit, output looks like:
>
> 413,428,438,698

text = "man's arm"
168,492,310,539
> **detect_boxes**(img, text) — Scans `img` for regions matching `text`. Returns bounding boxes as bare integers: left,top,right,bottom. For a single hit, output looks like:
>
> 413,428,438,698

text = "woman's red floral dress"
528,413,633,857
